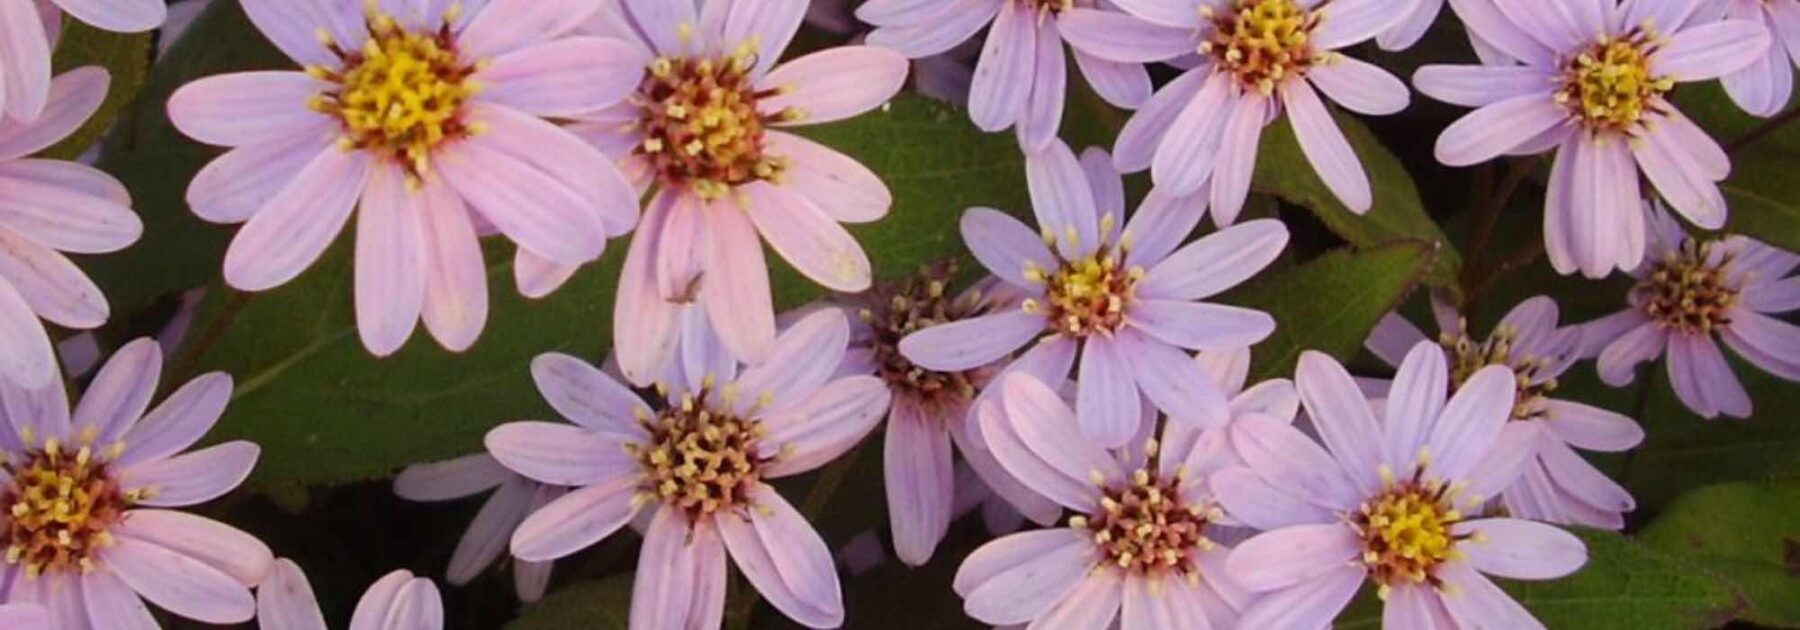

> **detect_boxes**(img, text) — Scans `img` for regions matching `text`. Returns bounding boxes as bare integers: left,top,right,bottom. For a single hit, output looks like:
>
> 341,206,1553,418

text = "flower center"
1025,243,1141,338
1353,470,1468,593
1439,324,1558,421
1555,31,1672,131
629,389,766,519
309,6,479,177
1020,0,1074,13
1071,463,1215,578
635,42,803,201
1,436,134,578
1201,0,1319,93
1638,239,1740,335
861,263,995,412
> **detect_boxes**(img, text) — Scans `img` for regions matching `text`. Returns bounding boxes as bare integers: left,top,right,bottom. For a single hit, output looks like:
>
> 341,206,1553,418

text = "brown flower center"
1638,239,1740,335
2,435,135,578
1440,323,1559,421
860,263,996,413
1555,30,1672,132
1071,442,1217,579
1026,241,1142,338
1202,0,1320,93
1353,468,1469,595
308,5,478,177
634,43,803,201
629,390,767,519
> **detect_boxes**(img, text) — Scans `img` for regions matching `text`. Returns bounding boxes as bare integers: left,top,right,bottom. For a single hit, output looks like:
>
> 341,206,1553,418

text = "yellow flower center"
1440,323,1559,421
861,263,997,413
309,4,479,178
1025,240,1141,338
2,435,135,578
1202,0,1320,93
1354,469,1469,593
635,41,804,201
1639,239,1741,335
629,389,767,519
1070,448,1217,579
1556,31,1673,131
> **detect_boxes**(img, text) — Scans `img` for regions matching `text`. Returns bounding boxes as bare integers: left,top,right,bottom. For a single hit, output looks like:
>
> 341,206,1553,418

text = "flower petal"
957,530,1095,625
118,442,259,507
102,535,256,624
1227,524,1362,592
898,309,1042,372
1653,20,1771,81
476,37,645,116
961,206,1057,287
509,476,640,562
757,376,891,478
222,148,370,291
256,559,327,630
760,47,909,126
485,421,640,486
117,372,233,468
166,71,328,148
886,400,954,566
717,488,845,629
112,509,273,586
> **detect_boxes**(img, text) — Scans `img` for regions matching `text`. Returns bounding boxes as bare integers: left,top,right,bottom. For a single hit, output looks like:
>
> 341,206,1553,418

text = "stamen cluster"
859,263,994,413
635,44,802,200
629,390,767,520
1440,323,1559,421
309,5,478,177
1070,443,1216,579
1638,240,1741,335
1353,466,1468,593
1201,0,1320,93
1,434,134,578
1025,238,1141,338
1555,30,1673,132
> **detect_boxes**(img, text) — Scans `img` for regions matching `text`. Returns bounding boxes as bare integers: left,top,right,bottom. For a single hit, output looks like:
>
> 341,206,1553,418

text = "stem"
165,291,250,390
1619,360,1660,486
1461,157,1539,305
725,442,869,630
1727,106,1800,154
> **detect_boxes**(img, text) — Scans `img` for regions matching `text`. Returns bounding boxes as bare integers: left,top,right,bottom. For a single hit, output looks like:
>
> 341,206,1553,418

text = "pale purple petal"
1634,121,1727,230
1035,570,1124,628
1120,188,1206,269
1073,49,1152,109
961,207,1058,287
1128,300,1274,351
1115,63,1209,172
1435,93,1569,166
716,487,844,629
1226,524,1362,592
886,400,954,566
1058,7,1194,62
968,1,1036,132
1425,365,1515,481
977,397,1100,510
1228,414,1362,510
101,535,256,624
1282,79,1373,213
509,476,640,562
81,570,157,630
1027,139,1102,258
1295,351,1386,492
117,441,258,507
0,67,109,161
0,280,55,388
457,0,602,59
112,509,273,586
1653,20,1772,81
1015,18,1066,151
393,454,509,502
221,149,371,291
863,0,1002,58
1542,399,1644,452
1383,583,1456,630
1076,335,1141,447
760,47,910,126
898,309,1042,372
703,203,777,364
1139,219,1288,300
485,421,639,486
1308,56,1409,115
1309,0,1403,49
531,352,653,435
957,530,1094,625
1721,309,1800,380
1210,466,1337,529
475,37,646,116
1667,333,1753,418
1232,565,1365,627
115,372,231,467
1414,64,1556,108
1207,92,1267,225
1152,72,1235,196
757,376,890,478
721,0,808,77
414,178,488,352
257,559,327,630
1436,561,1546,629
630,508,709,630
1002,371,1125,485
445,476,533,585
1118,328,1230,429
1382,341,1448,472
1596,319,1668,386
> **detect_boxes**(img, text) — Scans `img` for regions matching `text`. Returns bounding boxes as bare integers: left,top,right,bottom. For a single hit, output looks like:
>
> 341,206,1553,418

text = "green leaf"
507,575,632,630
1640,481,1800,627
1675,83,1800,252
183,95,1027,488
1254,112,1462,292
44,22,151,160
1335,530,1741,629
83,0,293,323
1618,364,1800,514
1229,240,1438,381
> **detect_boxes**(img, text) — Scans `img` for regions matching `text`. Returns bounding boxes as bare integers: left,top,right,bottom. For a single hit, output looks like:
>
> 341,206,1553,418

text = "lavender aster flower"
1217,347,1583,628
1062,0,1412,223
1366,296,1645,530
486,308,890,629
900,141,1286,448
859,0,1156,150
394,453,565,602
1719,0,1800,116
1417,0,1770,278
1582,204,1800,419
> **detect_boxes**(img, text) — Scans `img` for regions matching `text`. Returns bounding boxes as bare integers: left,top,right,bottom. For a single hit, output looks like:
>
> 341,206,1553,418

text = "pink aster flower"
1062,0,1411,222
565,0,908,381
859,0,1156,150
1215,347,1584,628
256,558,329,630
1719,0,1800,116
1581,204,1800,419
1366,296,1645,530
0,338,272,625
394,453,565,602
0,0,162,122
350,570,444,630
486,308,890,629
899,141,1286,448
953,372,1254,628
1417,0,1770,278
167,0,645,356
0,68,141,389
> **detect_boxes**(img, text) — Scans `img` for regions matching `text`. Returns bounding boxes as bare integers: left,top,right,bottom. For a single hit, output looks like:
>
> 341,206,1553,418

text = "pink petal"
1283,79,1373,212
238,0,364,67
1073,49,1152,109
614,195,683,385
186,133,332,225
1138,219,1288,300
117,441,259,507
1535,434,1634,513
80,570,157,630
1228,523,1362,592
221,148,370,291
717,487,845,629
740,181,872,292
1413,64,1555,108
394,454,509,502
1027,139,1102,258
1542,399,1644,452
886,400,954,566
898,309,1042,372
1118,328,1230,429
957,530,1095,625
1232,565,1366,627
1382,340,1449,472
967,1,1036,132
757,376,891,478
484,421,639,486
960,206,1057,287
760,47,909,126
462,102,638,236
1435,93,1569,166
1207,92,1267,225
1424,364,1515,481
702,204,776,364
414,178,489,352
1383,583,1456,630
0,66,109,160
977,397,1098,510
734,308,852,412
1596,319,1668,386
1308,57,1409,116
1436,560,1546,629
721,0,809,77
1228,414,1361,510
351,166,425,356
166,72,328,147
1667,333,1752,418
0,229,110,329
457,0,602,59
1295,351,1386,491
631,508,715,629
0,0,53,122
1057,7,1195,62
101,535,256,624
1116,65,1208,173
1654,20,1772,81
1014,17,1066,151
116,372,231,467
346,571,410,630
530,352,652,435
508,476,640,562
474,37,645,117
1003,371,1124,484
70,338,159,443
257,559,327,630
1035,570,1124,628
112,509,273,586
513,248,579,299
1210,466,1336,529
56,0,165,31
766,131,890,224
446,477,535,585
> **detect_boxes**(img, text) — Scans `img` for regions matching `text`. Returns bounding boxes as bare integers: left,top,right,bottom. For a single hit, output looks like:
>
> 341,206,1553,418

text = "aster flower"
0,0,162,122
1366,295,1645,530
899,141,1286,448
0,338,272,625
0,604,45,629
394,453,564,602
256,558,329,630
859,0,1156,150
486,308,891,629
350,570,444,630
167,0,645,356
1416,0,1770,278
1215,347,1583,628
565,0,908,381
1582,204,1800,419
0,68,140,389
952,372,1254,628
1719,0,1800,116
1061,0,1412,223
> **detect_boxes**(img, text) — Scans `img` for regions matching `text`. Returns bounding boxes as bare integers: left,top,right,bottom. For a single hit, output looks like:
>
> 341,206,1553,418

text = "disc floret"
1353,464,1471,596
860,263,996,413
1,430,136,578
1069,442,1217,580
1024,227,1142,338
1439,322,1559,421
628,388,769,520
634,40,804,200
1201,0,1322,94
1637,239,1741,335
1555,28,1674,132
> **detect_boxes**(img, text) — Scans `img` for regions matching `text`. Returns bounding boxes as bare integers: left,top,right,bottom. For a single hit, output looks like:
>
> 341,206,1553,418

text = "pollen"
1203,0,1320,94
2,434,132,578
1076,464,1215,578
635,41,798,201
1637,239,1740,336
1439,321,1559,421
860,262,999,413
1352,471,1470,589
628,388,768,520
1555,30,1674,132
309,2,478,178
1033,243,1140,338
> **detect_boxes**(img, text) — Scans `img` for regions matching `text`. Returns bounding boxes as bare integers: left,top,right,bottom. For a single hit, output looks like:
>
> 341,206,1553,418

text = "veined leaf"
1640,481,1800,627
1229,240,1438,381
45,21,151,160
